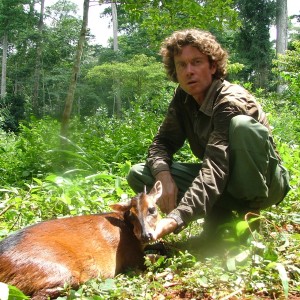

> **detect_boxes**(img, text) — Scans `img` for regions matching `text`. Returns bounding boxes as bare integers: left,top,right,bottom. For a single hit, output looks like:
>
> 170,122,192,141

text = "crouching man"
127,29,290,242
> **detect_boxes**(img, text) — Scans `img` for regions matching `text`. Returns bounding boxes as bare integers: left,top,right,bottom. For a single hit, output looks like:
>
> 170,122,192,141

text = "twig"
219,288,243,300
0,204,13,217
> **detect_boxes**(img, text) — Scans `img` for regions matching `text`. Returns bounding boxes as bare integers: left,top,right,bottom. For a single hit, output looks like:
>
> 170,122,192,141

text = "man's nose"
186,63,194,75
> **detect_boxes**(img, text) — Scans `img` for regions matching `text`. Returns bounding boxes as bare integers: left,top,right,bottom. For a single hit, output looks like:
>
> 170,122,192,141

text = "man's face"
174,45,216,105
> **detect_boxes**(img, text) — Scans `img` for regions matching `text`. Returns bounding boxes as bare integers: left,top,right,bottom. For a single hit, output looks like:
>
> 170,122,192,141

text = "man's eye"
176,62,186,69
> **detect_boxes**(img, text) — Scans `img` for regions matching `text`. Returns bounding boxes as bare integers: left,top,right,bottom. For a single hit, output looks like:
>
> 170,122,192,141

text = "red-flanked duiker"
0,181,162,299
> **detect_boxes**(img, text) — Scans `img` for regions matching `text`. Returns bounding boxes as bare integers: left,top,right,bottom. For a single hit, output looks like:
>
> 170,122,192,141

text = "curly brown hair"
160,29,228,82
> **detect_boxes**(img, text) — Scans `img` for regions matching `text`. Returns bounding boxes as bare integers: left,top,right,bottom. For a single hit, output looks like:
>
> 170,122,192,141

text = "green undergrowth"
0,92,299,299
0,171,299,299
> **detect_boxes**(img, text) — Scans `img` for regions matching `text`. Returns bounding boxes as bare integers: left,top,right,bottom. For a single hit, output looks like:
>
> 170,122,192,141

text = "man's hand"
152,218,178,240
155,171,178,214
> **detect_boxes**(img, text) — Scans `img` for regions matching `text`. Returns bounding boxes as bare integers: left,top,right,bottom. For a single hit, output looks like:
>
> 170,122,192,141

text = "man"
127,29,290,241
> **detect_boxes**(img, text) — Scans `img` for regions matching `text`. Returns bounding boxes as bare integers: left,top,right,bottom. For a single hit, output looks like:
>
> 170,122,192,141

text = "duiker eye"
148,207,157,215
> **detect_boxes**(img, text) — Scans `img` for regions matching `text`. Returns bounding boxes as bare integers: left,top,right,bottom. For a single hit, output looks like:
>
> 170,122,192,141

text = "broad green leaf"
59,194,71,205
277,235,290,252
266,261,277,270
251,241,266,249
98,278,117,291
8,285,28,300
85,173,116,180
219,274,230,282
226,257,236,271
235,221,249,237
0,283,28,300
235,249,250,263
264,246,278,262
197,276,209,287
32,178,43,186
291,233,300,241
276,263,289,299
252,254,264,264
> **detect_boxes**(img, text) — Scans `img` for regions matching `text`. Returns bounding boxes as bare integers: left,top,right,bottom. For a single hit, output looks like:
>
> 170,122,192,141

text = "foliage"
0,93,171,186
232,0,276,88
0,0,36,40
0,282,28,300
0,0,286,122
0,2,299,298
86,54,172,115
105,0,240,49
0,85,299,299
0,94,25,132
0,117,61,186
273,40,300,106
288,14,300,45
0,173,126,236
0,0,90,120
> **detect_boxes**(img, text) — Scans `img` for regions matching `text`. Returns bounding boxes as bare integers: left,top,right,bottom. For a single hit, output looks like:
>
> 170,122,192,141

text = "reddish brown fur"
0,182,162,300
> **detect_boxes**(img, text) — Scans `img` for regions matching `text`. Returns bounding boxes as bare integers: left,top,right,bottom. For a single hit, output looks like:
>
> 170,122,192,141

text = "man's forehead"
174,47,207,60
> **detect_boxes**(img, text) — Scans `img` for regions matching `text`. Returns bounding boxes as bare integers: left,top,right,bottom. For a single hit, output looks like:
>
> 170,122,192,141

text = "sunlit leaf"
85,173,116,180
235,221,249,237
277,235,290,252
235,250,250,263
32,178,43,185
226,257,236,271
197,276,209,287
59,194,71,205
98,278,117,291
276,263,289,299
251,241,266,249
264,245,278,262
0,283,28,300
219,274,230,282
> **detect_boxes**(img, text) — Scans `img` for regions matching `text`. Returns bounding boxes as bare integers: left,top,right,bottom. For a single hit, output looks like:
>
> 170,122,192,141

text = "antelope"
0,181,162,300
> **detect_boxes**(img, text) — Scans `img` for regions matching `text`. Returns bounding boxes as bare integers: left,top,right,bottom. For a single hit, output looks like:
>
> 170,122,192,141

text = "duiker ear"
148,181,163,203
110,200,132,212
110,196,138,212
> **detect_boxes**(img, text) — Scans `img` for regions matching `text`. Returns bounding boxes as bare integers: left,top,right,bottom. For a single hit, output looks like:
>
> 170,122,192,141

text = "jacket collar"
199,79,224,116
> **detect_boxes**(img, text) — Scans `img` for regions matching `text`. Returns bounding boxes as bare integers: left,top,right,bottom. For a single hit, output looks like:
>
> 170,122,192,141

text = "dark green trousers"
127,116,290,216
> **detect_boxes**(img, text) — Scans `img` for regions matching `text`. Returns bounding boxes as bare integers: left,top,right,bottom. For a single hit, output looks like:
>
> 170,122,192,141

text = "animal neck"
123,210,134,231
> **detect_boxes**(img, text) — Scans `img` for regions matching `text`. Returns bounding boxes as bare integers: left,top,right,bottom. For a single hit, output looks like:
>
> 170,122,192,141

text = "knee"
126,163,152,193
126,164,142,185
229,115,268,145
230,115,255,134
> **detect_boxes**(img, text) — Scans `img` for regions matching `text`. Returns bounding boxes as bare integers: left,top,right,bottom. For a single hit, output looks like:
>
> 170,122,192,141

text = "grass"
0,101,299,299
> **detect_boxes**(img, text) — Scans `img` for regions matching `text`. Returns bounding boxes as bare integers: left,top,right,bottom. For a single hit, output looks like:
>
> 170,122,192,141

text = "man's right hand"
151,217,178,240
155,171,178,214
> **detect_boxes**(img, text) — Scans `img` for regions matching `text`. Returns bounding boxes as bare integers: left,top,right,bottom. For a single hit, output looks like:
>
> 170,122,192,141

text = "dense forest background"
0,0,299,299
0,0,299,126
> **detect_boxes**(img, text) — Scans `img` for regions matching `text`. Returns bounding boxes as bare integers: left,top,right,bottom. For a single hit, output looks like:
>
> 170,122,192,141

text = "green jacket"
146,79,278,228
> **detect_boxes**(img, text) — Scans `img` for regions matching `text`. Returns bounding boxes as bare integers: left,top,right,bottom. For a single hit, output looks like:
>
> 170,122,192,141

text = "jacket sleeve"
146,90,186,177
168,101,244,229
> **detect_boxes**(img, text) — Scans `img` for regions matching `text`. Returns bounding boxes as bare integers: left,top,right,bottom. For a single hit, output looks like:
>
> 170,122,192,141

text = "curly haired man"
127,29,290,242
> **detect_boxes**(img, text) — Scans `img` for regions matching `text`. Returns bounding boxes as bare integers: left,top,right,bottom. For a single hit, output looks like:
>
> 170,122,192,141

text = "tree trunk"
276,0,288,55
33,0,45,116
1,32,8,100
112,2,118,52
276,0,288,93
60,0,89,139
111,2,121,118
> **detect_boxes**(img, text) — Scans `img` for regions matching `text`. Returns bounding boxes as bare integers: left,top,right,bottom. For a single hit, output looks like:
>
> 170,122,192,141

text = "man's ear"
210,61,217,75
